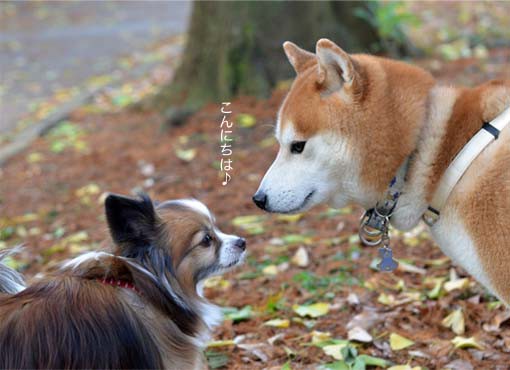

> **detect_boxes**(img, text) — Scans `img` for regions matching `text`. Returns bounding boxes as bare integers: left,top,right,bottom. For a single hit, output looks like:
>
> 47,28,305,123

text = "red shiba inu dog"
253,38,510,304
0,194,246,369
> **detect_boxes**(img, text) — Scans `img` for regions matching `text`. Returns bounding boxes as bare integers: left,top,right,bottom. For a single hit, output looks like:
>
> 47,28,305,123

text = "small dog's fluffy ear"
105,193,160,256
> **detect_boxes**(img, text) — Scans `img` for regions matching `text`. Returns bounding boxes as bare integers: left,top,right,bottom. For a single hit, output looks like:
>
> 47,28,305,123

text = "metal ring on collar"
374,206,393,219
359,229,383,246
363,227,383,237
359,211,383,245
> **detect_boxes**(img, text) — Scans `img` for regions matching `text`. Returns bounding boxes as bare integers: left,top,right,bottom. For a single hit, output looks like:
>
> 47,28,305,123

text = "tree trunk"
152,1,383,115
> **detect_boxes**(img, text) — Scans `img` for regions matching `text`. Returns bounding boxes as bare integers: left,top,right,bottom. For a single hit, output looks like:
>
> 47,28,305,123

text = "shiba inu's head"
254,39,434,213
253,39,369,213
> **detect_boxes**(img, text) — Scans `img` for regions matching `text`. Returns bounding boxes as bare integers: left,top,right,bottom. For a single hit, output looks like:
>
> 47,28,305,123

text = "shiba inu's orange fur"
282,40,437,197
427,80,510,197
448,111,510,302
256,39,510,304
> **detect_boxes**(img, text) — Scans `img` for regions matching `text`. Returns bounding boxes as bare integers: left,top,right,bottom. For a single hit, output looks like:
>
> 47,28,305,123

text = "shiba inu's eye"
290,141,306,154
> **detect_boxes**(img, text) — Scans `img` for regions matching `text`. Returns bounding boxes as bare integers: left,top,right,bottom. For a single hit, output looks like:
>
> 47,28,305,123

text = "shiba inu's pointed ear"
105,193,160,255
283,41,315,74
316,38,356,95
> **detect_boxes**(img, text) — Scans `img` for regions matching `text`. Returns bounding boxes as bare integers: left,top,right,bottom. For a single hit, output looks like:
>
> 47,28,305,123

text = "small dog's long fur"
0,248,26,295
0,194,246,369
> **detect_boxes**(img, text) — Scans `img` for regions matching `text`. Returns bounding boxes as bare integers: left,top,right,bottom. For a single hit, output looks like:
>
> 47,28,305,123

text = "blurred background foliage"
150,1,384,116
1,1,509,137
150,0,510,123
354,1,422,56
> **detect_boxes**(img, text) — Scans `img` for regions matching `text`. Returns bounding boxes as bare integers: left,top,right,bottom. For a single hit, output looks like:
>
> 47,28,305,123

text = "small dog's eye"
202,234,212,246
290,141,306,154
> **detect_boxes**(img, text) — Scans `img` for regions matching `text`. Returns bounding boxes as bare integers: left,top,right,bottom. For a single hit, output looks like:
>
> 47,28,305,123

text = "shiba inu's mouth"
272,190,315,214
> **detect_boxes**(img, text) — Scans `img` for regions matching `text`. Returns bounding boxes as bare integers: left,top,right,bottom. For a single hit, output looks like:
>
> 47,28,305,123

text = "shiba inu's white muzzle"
253,130,358,214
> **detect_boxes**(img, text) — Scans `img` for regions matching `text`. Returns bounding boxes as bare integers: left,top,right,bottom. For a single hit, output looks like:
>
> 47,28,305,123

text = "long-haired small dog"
0,194,246,369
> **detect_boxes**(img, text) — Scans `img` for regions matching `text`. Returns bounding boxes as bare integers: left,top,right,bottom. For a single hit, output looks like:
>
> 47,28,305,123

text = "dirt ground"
1,50,510,369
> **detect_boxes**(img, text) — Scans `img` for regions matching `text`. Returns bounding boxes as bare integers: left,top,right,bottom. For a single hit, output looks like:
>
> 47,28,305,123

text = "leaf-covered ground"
1,46,510,370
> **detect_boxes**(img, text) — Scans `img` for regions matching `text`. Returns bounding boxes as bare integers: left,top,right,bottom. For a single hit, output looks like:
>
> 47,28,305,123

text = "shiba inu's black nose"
235,238,246,251
252,191,267,210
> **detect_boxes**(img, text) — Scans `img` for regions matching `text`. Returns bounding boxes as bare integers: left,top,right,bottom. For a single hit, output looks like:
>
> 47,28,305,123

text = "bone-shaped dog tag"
377,247,398,272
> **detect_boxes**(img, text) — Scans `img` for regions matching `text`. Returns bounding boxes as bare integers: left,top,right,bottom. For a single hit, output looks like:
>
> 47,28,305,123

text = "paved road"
0,1,191,134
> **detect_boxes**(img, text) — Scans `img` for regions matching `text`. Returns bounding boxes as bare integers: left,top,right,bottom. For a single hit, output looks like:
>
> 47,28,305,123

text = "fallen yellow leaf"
378,293,396,306
203,276,231,290
390,333,415,351
66,231,88,243
263,319,290,328
276,213,303,223
207,339,235,348
444,278,470,292
75,183,100,197
398,260,426,275
388,366,422,370
426,277,446,299
322,343,348,360
26,152,44,163
175,148,197,162
451,336,484,350
442,309,465,335
291,246,310,267
311,330,331,344
293,302,330,318
236,113,256,128
262,265,278,276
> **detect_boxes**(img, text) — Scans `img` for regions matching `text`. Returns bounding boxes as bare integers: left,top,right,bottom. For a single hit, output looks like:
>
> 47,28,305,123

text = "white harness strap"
423,106,510,226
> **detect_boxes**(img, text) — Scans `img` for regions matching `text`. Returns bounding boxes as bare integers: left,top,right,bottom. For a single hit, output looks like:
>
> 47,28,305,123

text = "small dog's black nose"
252,191,267,210
235,238,246,251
